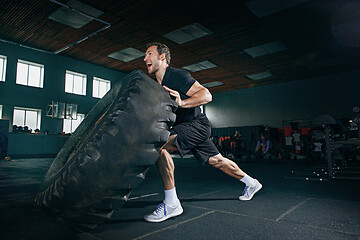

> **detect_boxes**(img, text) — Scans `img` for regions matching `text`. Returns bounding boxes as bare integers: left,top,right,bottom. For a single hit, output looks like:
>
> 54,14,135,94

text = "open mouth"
146,63,152,69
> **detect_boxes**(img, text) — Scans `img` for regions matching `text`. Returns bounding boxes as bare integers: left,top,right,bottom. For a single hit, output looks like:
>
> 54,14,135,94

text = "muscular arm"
163,81,212,108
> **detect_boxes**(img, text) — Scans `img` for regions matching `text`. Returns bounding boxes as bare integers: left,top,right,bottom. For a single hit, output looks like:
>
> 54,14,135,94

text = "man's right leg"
208,153,262,201
144,135,183,222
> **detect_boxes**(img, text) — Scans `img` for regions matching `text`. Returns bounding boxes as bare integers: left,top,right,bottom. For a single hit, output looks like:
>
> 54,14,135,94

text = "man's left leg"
144,135,183,222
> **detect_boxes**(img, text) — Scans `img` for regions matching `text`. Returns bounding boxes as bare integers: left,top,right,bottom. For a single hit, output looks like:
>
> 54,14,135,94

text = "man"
143,42,262,223
255,133,270,159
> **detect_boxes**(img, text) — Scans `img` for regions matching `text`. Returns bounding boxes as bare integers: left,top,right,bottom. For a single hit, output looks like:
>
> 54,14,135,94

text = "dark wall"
7,133,69,158
0,41,126,133
206,69,360,128
0,119,9,158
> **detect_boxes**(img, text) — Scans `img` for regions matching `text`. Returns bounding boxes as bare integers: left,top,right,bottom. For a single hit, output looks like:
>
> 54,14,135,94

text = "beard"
148,62,161,74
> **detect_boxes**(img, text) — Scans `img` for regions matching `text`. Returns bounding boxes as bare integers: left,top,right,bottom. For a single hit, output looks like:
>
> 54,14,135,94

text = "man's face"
144,45,163,74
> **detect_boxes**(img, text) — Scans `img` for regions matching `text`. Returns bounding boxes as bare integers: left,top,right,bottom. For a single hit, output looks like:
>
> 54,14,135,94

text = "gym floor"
1,156,360,240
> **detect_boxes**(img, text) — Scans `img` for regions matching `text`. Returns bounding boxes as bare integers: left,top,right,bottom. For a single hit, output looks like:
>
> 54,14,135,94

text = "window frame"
16,59,44,88
92,76,111,98
199,105,204,113
65,70,87,96
0,54,7,82
13,107,42,132
63,113,85,134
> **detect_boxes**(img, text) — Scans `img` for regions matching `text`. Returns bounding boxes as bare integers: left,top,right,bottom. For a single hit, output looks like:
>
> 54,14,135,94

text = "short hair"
146,42,171,65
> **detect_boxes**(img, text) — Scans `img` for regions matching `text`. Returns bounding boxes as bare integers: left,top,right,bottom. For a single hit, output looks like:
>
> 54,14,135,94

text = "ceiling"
1,0,360,93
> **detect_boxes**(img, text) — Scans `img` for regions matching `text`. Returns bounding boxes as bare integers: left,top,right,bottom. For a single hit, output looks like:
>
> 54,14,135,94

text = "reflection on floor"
0,157,359,240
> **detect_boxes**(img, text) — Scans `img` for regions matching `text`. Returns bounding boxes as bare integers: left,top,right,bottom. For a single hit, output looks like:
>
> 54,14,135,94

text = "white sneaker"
239,179,262,201
144,202,183,223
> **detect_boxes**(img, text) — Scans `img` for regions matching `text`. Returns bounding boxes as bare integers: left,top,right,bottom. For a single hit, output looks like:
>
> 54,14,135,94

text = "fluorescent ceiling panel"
307,57,345,70
243,41,287,58
182,61,217,72
246,71,273,80
49,0,104,29
108,48,145,62
246,0,307,18
163,23,213,44
202,81,224,88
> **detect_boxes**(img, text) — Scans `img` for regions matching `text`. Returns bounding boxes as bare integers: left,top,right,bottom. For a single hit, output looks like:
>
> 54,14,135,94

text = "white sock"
240,174,256,187
164,188,180,207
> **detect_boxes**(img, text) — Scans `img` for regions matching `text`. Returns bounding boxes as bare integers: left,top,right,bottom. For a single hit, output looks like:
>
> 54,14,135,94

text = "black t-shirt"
161,67,201,125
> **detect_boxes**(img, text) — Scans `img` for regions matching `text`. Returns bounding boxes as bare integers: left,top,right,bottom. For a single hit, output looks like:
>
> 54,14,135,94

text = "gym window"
0,55,7,82
63,113,85,134
65,70,87,96
16,59,44,88
93,77,111,98
13,107,41,132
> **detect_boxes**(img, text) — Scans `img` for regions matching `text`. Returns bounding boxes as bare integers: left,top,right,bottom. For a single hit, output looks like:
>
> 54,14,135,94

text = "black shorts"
170,114,219,164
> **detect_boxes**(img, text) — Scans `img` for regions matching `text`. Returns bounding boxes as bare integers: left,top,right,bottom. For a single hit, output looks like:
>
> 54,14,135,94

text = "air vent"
49,0,104,29
163,23,213,44
243,41,287,58
108,48,145,62
182,61,217,72
246,71,273,80
246,0,307,18
202,81,224,88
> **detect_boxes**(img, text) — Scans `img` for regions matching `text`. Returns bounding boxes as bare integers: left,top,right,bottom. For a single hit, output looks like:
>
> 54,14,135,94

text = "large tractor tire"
35,70,177,228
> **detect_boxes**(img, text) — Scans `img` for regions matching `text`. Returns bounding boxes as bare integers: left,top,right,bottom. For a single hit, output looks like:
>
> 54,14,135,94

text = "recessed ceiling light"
163,23,213,44
246,0,307,18
108,48,144,62
202,81,224,88
49,0,104,29
243,41,287,58
182,61,217,72
246,71,273,80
